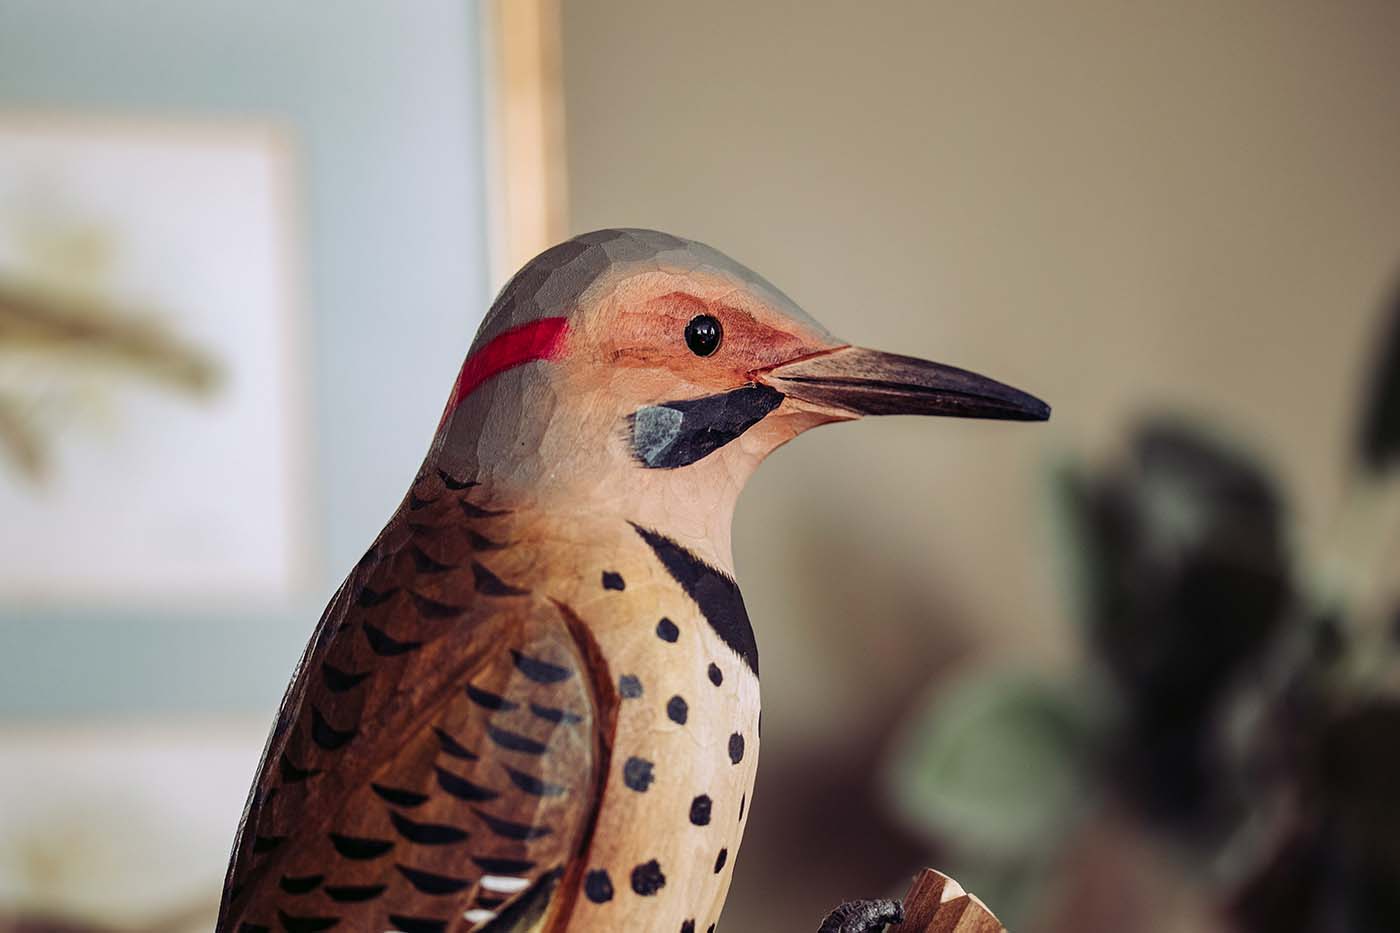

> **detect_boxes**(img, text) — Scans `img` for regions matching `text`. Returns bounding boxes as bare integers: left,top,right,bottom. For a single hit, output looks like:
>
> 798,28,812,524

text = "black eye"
685,315,722,356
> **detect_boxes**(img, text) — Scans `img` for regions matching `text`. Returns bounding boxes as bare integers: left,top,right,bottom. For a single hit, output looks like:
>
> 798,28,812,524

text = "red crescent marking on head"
440,317,569,425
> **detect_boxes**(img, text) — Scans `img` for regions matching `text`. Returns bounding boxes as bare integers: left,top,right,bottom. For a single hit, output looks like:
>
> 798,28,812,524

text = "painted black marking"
478,895,506,909
433,727,478,761
682,922,696,933
371,783,427,808
512,649,573,683
729,733,745,764
632,523,759,676
310,706,356,750
655,617,680,642
323,884,385,903
408,493,435,511
466,683,518,711
487,724,547,755
328,833,393,860
690,794,712,826
531,702,583,725
409,544,452,573
472,806,552,840
602,570,625,590
619,674,643,698
623,756,655,792
238,924,269,933
387,915,447,933
321,662,370,693
396,864,472,895
629,383,785,469
409,592,465,620
708,663,723,686
584,869,614,903
438,469,478,490
468,530,504,551
474,856,536,875
667,695,689,725
363,623,421,656
506,765,566,797
388,811,468,845
435,765,499,802
357,586,397,607
460,500,509,519
739,794,746,822
714,848,728,873
253,834,285,854
631,859,666,896
473,561,530,596
276,909,339,932
279,752,320,783
278,874,323,895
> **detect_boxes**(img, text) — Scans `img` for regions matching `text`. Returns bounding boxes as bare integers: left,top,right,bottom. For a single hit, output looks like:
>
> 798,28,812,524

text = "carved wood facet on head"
218,229,1047,932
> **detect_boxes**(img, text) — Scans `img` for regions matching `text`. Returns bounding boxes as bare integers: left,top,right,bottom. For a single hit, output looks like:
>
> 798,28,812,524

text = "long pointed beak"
758,346,1050,421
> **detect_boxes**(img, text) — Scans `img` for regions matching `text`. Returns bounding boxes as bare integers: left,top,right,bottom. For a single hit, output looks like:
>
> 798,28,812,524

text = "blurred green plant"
884,274,1400,933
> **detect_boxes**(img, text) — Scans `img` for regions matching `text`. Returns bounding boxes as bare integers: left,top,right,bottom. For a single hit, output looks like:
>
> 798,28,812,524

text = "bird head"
433,229,1048,566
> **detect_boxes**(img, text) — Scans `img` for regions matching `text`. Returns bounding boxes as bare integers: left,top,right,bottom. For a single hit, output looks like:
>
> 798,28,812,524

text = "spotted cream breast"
218,229,1048,933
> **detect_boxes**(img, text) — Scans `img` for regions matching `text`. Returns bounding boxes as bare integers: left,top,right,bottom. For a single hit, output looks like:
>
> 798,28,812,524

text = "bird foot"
817,897,905,933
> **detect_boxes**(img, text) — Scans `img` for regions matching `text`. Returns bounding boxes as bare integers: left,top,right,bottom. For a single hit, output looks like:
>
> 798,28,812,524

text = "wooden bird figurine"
217,229,1048,933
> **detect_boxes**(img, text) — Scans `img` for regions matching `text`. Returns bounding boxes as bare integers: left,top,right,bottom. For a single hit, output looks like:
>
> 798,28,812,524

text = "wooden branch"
888,869,1006,933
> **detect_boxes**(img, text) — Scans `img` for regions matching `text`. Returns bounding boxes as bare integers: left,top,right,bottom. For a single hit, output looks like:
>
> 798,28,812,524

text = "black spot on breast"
279,752,320,783
631,859,666,896
689,794,712,826
667,695,689,725
708,663,723,686
473,560,529,596
277,910,339,932
371,783,427,808
387,811,467,846
632,524,758,676
466,683,517,711
584,868,614,903
363,623,421,656
729,732,745,764
623,756,655,792
655,617,680,642
387,915,447,933
472,806,552,840
487,724,547,755
435,765,499,802
714,848,728,873
602,571,625,590
321,662,370,693
433,727,479,761
396,864,471,895
511,649,573,683
310,706,356,750
682,922,696,933
619,674,643,698
324,884,386,903
328,833,394,860
278,874,323,895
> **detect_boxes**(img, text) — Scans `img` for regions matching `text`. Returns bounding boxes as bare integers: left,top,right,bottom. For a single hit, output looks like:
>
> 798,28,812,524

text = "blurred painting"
0,117,309,605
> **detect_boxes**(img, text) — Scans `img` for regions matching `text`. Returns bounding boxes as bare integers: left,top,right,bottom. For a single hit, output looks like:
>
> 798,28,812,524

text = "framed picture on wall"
0,116,312,606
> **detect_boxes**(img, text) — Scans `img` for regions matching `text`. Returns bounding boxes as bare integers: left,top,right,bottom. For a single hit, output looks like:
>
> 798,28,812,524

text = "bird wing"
219,469,616,933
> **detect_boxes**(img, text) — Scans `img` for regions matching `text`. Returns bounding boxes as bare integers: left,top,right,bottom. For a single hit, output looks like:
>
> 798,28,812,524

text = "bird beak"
757,345,1050,421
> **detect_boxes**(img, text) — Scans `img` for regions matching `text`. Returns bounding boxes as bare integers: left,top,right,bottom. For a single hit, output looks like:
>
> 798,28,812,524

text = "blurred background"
2,2,1399,931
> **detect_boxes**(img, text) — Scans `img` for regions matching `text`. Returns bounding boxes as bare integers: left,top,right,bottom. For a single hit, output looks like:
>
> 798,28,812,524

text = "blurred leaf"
1356,273,1400,474
883,670,1109,857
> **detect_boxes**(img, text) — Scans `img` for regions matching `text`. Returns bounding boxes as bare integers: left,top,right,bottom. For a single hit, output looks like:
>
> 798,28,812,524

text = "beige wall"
561,1,1400,926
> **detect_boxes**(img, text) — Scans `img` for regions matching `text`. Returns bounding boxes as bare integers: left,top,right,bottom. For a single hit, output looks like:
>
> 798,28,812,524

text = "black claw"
817,898,905,933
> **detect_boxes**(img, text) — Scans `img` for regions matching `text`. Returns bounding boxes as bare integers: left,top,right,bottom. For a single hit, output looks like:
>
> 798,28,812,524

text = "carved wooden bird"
217,229,1049,933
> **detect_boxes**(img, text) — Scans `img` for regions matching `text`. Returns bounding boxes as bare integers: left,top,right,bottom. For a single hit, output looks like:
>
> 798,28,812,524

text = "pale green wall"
0,1,490,715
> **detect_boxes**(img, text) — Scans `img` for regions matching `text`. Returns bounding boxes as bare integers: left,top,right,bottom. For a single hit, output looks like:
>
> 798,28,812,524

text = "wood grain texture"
889,870,1005,933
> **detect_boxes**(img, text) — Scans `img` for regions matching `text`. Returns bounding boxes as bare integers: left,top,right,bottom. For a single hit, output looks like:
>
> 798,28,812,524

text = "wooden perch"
889,869,1006,933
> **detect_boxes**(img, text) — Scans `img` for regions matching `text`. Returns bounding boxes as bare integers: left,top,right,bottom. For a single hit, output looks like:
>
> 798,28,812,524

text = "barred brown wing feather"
219,470,611,932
